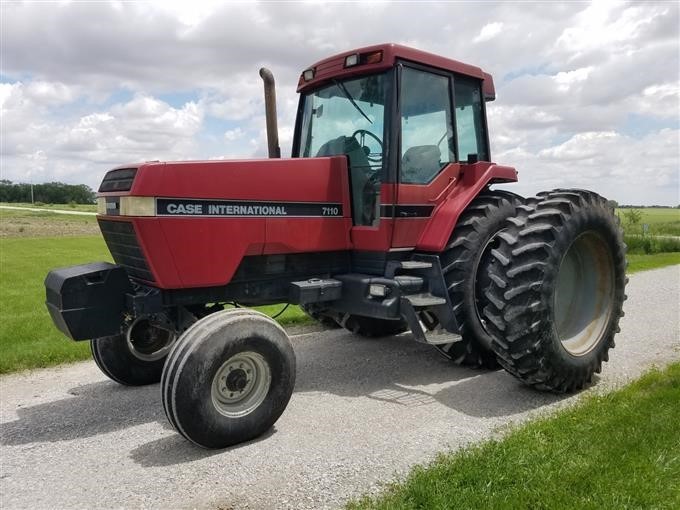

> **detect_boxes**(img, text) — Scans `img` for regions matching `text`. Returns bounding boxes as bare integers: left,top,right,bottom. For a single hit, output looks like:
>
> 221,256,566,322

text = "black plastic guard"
45,262,133,341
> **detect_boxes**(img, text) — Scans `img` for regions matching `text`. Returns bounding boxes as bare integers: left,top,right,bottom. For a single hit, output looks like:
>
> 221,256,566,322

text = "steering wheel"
352,129,383,163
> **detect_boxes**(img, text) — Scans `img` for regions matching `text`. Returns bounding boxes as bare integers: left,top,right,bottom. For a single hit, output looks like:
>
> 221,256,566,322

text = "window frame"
291,69,396,184
395,60,457,185
290,63,492,185
452,73,491,163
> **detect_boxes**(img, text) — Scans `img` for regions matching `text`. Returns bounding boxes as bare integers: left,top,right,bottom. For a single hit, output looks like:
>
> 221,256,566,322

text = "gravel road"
1,266,679,510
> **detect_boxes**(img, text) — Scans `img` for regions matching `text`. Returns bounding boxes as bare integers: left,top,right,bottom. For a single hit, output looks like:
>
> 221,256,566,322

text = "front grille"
98,219,155,282
99,168,137,192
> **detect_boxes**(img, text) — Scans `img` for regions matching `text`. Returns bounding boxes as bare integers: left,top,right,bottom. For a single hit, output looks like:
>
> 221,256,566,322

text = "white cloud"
0,1,678,204
224,128,244,142
495,128,679,205
474,22,504,43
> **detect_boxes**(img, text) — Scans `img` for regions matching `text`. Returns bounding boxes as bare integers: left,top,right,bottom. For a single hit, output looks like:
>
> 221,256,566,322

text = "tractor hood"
98,157,350,207
95,157,354,288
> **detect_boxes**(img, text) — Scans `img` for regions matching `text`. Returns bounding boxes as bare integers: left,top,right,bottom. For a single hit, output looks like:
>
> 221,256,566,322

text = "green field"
0,235,307,374
349,362,680,510
0,205,678,374
617,207,680,236
0,207,100,237
1,201,97,212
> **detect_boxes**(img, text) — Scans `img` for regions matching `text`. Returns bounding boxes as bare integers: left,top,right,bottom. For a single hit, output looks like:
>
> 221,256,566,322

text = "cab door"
393,65,490,248
392,65,459,248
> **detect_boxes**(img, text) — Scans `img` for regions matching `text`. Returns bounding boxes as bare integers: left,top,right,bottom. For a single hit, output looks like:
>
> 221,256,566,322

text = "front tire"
483,189,627,392
161,309,296,449
91,330,173,386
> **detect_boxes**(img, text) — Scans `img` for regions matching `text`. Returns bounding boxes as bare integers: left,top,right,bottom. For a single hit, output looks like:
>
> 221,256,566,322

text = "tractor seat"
402,145,442,183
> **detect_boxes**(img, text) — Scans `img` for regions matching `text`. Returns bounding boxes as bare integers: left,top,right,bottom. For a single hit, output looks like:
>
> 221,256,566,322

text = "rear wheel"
483,189,627,392
161,309,295,449
91,318,176,386
435,190,522,367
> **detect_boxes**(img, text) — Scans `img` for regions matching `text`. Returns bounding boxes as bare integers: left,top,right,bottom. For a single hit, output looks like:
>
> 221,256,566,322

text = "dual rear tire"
482,189,627,392
435,190,523,367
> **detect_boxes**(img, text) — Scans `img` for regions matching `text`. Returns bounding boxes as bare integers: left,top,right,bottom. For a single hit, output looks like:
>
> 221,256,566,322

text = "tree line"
0,180,96,204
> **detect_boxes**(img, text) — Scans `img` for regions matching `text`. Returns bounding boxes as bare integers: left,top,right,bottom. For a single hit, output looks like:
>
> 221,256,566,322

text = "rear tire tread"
483,189,627,392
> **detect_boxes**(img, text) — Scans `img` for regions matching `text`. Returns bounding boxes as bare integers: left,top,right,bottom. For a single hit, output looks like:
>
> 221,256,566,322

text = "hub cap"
554,231,615,356
211,351,272,418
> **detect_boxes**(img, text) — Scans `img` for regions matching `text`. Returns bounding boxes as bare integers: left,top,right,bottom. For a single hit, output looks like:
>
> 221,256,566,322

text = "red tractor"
45,44,627,449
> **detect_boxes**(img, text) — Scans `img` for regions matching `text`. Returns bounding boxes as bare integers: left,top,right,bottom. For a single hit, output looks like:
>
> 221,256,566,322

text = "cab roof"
297,43,495,101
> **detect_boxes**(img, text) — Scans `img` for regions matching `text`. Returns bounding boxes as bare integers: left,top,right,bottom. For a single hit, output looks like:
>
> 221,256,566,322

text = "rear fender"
416,163,517,252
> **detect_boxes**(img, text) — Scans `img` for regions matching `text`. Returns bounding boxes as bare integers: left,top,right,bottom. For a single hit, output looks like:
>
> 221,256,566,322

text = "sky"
1,0,678,205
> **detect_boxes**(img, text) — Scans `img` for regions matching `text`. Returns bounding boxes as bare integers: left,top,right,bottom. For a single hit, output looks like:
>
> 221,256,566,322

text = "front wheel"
91,320,175,386
161,309,296,449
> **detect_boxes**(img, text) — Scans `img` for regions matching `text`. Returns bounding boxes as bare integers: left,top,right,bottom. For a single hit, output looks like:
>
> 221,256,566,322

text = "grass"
348,362,680,510
0,205,677,374
0,237,110,373
624,234,680,255
626,252,680,274
0,201,97,212
617,207,680,237
0,207,100,237
0,235,309,374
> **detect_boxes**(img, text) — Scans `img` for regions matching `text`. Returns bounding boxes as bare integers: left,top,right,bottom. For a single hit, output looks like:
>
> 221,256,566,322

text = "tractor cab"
291,43,497,251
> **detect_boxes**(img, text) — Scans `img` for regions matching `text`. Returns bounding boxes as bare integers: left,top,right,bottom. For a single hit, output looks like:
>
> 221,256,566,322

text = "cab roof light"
344,53,359,67
344,50,383,68
302,68,315,81
360,50,383,65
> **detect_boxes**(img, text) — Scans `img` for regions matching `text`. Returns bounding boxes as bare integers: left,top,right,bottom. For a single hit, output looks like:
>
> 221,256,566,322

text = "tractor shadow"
1,327,570,465
291,329,570,418
129,427,277,468
0,380,166,446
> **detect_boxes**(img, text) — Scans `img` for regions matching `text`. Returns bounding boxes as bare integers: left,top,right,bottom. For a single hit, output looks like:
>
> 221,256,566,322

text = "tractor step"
420,330,463,345
399,261,433,270
404,293,447,307
394,275,425,293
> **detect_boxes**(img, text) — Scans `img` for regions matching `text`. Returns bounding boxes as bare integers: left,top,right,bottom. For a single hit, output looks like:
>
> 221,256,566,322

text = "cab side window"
454,77,489,162
400,67,454,184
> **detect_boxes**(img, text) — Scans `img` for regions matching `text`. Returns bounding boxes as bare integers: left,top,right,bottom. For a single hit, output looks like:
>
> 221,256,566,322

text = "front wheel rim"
126,318,176,362
554,231,615,356
211,351,272,418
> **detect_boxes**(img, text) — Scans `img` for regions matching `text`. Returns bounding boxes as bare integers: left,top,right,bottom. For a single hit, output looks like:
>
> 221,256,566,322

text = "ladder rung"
400,261,433,270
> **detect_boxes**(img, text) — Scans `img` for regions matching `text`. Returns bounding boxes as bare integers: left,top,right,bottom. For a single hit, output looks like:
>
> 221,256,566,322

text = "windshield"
296,72,389,227
298,73,388,167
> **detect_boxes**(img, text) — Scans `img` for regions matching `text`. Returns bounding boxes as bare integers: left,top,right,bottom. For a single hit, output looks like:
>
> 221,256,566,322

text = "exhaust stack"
259,67,281,158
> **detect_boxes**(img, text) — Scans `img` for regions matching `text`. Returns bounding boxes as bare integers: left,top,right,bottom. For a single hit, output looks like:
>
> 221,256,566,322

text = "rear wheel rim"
211,351,272,418
554,231,615,356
